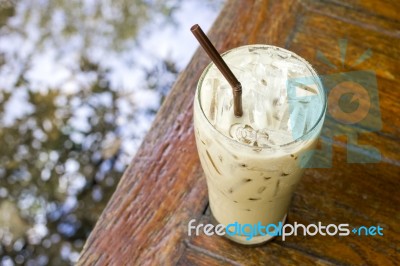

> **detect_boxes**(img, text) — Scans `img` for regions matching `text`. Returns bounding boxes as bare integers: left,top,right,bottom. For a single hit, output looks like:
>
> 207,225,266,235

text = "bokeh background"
0,0,224,265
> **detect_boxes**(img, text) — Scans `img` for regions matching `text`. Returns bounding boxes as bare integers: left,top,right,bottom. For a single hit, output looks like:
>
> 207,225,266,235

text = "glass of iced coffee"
193,45,326,245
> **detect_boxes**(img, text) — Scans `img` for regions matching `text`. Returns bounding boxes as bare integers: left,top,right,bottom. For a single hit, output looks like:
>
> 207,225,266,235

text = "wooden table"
78,0,400,265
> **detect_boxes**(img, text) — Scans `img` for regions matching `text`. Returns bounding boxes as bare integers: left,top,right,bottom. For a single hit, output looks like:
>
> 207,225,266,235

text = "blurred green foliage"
0,0,189,264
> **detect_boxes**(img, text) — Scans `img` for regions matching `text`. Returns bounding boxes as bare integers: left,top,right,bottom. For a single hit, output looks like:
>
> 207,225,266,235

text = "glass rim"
196,44,327,149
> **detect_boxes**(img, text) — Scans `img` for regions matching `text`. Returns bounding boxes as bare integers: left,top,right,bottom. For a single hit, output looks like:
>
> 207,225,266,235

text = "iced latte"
193,45,326,244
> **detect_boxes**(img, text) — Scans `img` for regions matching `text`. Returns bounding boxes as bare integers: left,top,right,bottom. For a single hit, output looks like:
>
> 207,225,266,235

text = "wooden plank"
177,246,236,266
178,243,337,266
190,145,399,265
282,149,400,265
292,12,400,76
323,0,400,23
301,0,400,40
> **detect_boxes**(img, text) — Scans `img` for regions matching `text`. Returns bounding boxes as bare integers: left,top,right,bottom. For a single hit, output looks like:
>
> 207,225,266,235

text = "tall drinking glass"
193,45,326,245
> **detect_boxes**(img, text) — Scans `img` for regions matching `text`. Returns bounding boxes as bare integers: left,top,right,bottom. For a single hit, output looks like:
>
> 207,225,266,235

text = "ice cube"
229,124,257,145
232,50,260,71
275,50,291,59
277,104,290,131
208,78,220,124
255,128,294,147
294,82,318,96
255,128,270,147
254,62,266,78
289,103,307,140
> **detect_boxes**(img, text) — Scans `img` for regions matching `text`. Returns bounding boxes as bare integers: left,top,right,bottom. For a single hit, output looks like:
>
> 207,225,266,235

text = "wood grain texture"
184,145,399,266
78,0,400,265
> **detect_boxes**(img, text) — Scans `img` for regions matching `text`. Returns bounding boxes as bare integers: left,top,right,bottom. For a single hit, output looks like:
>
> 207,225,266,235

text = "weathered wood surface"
78,0,400,265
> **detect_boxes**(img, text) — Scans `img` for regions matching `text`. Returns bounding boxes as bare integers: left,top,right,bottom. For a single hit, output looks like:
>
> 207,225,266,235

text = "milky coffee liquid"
193,45,326,244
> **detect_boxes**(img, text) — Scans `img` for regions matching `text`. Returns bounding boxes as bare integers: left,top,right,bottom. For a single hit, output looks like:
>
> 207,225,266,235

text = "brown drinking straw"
191,24,243,117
